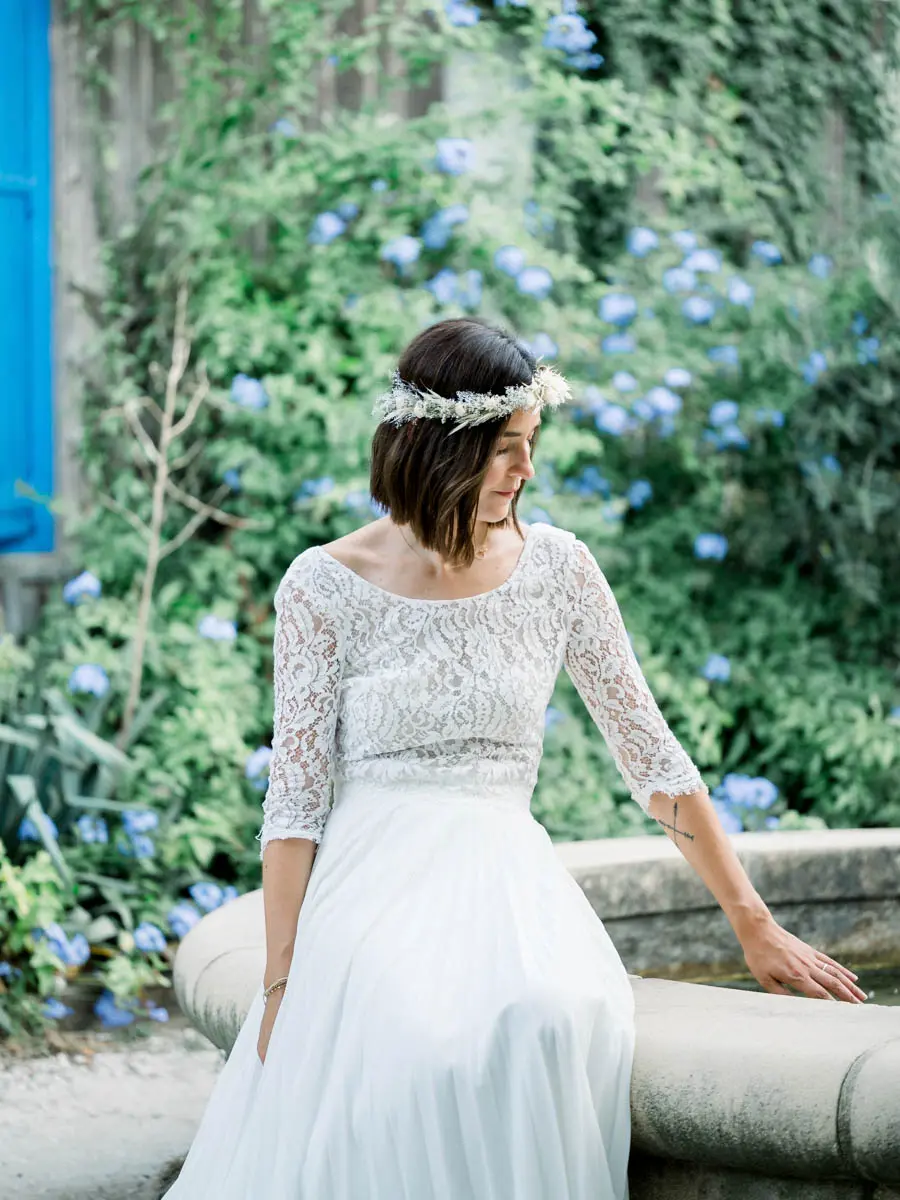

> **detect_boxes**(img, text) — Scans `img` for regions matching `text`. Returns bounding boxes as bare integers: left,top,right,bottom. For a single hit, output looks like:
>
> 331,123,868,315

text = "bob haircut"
369,317,540,568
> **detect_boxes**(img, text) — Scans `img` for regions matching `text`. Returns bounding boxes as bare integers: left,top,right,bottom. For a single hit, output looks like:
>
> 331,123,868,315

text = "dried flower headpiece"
372,363,572,435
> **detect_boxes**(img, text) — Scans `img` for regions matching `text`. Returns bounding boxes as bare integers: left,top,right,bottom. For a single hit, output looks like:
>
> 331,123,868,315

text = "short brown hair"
369,318,540,567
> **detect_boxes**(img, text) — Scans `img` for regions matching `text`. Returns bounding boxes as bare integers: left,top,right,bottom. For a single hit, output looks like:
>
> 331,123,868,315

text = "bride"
162,316,864,1200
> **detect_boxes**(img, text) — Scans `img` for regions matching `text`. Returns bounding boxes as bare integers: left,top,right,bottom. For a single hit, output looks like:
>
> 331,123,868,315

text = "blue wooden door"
0,0,53,555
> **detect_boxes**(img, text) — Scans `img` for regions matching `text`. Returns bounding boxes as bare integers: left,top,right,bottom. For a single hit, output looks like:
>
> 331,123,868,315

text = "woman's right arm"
257,554,345,992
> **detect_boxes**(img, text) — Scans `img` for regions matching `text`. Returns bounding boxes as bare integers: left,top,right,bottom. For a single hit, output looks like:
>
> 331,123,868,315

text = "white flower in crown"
372,362,572,432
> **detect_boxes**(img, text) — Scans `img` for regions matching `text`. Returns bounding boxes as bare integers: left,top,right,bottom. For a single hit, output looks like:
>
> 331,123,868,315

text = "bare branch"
99,494,151,539
169,362,210,442
124,403,161,465
169,440,206,472
164,479,252,530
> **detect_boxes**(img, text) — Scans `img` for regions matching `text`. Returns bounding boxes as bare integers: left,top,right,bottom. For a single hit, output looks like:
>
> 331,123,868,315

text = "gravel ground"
0,1015,223,1200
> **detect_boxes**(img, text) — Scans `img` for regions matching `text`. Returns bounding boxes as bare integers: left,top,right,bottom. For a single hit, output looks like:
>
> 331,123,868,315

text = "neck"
398,519,493,572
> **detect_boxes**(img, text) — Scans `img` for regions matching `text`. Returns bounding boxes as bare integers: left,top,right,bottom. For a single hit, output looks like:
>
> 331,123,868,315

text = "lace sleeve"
256,555,345,859
563,537,707,814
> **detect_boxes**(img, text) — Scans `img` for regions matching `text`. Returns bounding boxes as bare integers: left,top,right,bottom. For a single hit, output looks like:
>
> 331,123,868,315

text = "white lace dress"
163,521,706,1200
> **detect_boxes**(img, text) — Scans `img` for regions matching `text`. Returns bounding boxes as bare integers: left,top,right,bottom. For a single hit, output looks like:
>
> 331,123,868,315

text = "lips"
496,490,515,497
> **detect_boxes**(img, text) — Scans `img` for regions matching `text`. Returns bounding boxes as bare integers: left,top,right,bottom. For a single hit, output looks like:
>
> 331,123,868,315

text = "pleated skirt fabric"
162,778,636,1199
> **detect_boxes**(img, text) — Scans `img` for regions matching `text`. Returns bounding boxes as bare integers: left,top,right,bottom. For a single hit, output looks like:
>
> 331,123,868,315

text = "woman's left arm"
563,536,866,1004
645,787,866,1003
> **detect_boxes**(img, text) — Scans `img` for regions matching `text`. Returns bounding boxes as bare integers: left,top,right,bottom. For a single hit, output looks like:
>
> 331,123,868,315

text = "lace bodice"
256,523,707,857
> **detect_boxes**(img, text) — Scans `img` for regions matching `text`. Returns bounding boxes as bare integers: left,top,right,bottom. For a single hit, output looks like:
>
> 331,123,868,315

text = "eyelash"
498,437,537,456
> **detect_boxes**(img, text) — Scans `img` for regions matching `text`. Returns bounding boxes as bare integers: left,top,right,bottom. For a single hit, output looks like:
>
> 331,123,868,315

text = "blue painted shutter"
0,0,53,554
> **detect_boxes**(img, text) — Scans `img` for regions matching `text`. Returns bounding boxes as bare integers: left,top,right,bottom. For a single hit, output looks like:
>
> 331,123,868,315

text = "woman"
163,317,864,1200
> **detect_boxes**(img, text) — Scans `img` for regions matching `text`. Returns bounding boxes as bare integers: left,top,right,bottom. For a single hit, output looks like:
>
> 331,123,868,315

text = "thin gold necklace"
399,526,489,563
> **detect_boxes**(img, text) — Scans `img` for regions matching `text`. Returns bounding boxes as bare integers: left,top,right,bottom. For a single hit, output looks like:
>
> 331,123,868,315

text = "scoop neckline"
315,523,542,606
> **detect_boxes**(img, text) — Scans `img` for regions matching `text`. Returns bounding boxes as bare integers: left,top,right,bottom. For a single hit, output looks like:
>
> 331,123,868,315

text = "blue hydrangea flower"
380,236,422,267
220,885,240,906
516,266,553,300
726,276,755,308
807,254,833,280
595,405,630,436
42,997,75,1020
566,51,605,71
626,480,653,509
601,333,636,354
563,465,610,498
296,477,335,501
425,268,460,305
670,230,697,252
800,350,827,385
197,614,237,642
701,654,731,683
167,901,202,940
694,533,729,561
709,399,739,427
599,293,638,327
543,13,596,54
821,454,841,474
35,923,86,967
68,664,109,698
63,571,101,605
631,397,655,422
626,227,659,258
134,922,167,954
444,0,480,25
145,1002,170,1022
710,345,739,367
76,814,108,844
663,367,692,389
612,371,638,393
94,989,136,1028
645,386,682,416
308,212,347,245
269,118,298,138
851,312,869,336
520,332,558,359
123,809,159,836
889,706,900,721
18,812,59,843
0,962,23,980
245,746,272,791
580,386,606,413
230,374,269,410
544,706,567,731
371,178,389,192
435,138,476,175
682,296,715,325
715,773,779,810
223,468,242,492
116,833,156,860
494,245,526,276
190,882,225,913
682,248,721,273
420,204,469,250
712,799,744,834
753,408,785,427
857,336,879,365
750,240,782,266
662,266,696,294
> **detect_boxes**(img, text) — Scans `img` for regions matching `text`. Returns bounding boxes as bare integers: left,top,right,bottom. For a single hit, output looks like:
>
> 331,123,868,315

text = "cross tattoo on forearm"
655,799,695,844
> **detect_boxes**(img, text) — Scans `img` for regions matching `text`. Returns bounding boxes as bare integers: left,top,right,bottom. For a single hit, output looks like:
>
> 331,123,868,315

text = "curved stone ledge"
174,827,900,1192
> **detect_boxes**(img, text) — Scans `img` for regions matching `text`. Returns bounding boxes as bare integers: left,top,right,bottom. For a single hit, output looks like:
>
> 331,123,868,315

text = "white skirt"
162,777,636,1200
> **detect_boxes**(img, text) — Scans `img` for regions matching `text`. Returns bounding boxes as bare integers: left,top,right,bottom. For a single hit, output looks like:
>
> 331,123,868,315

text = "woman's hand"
257,988,285,1064
740,917,867,1003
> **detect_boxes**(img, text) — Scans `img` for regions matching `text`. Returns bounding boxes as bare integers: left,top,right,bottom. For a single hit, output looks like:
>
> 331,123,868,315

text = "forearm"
261,836,317,985
646,788,774,941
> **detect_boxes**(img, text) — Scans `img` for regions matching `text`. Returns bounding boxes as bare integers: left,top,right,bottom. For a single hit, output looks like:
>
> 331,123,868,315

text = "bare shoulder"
320,518,392,571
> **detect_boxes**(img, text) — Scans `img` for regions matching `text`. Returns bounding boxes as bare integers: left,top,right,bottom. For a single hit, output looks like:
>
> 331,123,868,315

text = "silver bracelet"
263,975,288,1002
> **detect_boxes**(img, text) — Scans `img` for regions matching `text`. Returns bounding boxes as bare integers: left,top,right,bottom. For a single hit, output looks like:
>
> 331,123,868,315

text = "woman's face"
477,407,540,521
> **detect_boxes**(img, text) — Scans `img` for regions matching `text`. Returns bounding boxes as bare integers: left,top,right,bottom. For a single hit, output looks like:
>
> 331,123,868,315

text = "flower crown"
372,363,572,434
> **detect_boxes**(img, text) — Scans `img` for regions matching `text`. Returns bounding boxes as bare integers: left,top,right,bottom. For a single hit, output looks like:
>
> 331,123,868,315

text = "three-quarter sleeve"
256,555,345,859
563,537,707,814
